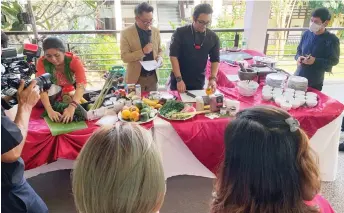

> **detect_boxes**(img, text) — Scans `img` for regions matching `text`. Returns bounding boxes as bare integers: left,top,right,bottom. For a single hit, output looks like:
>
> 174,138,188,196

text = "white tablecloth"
25,115,342,182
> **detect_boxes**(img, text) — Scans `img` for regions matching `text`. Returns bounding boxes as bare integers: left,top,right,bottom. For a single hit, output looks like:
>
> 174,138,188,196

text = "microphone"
147,30,152,42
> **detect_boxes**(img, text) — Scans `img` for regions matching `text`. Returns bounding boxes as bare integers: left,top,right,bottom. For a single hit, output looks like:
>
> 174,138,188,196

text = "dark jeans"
1,180,48,213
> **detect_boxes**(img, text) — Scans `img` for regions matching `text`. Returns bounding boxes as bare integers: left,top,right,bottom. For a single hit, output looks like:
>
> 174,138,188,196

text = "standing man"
294,8,343,151
169,3,220,93
1,31,48,212
295,7,340,91
120,2,163,92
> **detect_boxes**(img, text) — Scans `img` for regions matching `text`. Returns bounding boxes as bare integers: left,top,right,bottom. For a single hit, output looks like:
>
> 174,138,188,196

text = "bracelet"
69,103,77,108
209,76,217,81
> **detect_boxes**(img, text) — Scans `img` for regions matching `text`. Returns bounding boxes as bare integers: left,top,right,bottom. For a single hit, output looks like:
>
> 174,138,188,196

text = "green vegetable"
159,100,184,116
135,101,143,110
42,102,85,122
140,112,149,122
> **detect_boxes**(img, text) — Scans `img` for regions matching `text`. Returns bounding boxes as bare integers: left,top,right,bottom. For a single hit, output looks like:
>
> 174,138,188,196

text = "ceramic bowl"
280,101,292,111
306,99,318,108
284,88,295,94
291,99,301,109
275,96,285,106
295,90,306,96
262,93,273,101
237,81,259,96
306,92,318,99
296,97,306,106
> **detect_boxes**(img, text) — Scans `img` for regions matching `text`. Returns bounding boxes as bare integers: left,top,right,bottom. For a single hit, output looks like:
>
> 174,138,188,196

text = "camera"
1,46,52,107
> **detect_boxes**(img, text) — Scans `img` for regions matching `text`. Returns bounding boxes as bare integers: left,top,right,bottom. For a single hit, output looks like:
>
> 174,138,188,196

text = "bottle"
242,37,247,49
135,84,141,97
195,96,204,111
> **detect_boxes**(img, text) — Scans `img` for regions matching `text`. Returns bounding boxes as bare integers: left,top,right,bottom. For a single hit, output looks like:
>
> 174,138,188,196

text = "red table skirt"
22,50,344,173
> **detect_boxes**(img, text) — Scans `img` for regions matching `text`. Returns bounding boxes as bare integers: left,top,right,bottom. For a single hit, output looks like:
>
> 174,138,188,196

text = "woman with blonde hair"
72,123,165,213
212,106,334,213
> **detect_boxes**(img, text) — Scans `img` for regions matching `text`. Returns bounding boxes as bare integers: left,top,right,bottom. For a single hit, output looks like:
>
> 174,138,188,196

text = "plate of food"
118,103,158,124
159,100,197,121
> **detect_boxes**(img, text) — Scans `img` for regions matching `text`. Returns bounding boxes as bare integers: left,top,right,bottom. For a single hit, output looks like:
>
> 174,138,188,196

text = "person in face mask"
295,7,340,92
294,8,343,152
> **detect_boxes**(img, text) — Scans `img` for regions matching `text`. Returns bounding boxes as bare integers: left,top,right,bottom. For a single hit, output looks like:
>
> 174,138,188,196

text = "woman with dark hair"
36,37,87,123
212,106,334,213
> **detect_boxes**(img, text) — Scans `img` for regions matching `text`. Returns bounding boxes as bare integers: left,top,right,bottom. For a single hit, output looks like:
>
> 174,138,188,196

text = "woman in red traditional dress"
36,37,87,123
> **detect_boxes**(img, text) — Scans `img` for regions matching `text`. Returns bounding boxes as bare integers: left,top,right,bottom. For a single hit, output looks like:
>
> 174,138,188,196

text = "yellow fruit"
122,110,131,120
80,97,88,104
130,111,140,122
143,98,158,107
155,104,162,109
129,106,140,113
206,87,214,96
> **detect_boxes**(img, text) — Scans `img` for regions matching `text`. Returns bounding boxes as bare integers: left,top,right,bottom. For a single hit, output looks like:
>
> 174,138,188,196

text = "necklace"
191,24,206,50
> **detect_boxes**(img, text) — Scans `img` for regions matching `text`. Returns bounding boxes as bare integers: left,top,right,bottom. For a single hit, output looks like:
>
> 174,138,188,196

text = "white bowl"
284,88,295,94
263,85,272,90
295,90,306,96
262,93,273,101
296,97,306,106
283,91,294,96
295,94,306,99
273,88,283,93
262,88,272,94
306,92,318,98
280,101,292,111
284,96,295,103
306,96,317,101
291,99,301,109
306,99,318,108
275,97,285,106
237,81,259,96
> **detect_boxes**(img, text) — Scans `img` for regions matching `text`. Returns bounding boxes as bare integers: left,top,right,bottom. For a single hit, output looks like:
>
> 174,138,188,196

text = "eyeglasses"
137,17,154,25
196,20,211,26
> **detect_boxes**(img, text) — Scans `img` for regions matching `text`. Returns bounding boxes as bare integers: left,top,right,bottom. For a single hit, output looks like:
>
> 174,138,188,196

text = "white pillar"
244,0,271,52
114,0,122,41
151,1,158,28
212,0,223,26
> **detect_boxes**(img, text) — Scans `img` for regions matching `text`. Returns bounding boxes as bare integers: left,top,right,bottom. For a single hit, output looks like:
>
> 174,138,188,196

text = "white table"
25,114,342,182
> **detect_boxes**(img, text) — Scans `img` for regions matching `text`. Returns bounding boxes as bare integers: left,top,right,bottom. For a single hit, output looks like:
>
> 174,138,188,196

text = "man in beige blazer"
120,2,163,92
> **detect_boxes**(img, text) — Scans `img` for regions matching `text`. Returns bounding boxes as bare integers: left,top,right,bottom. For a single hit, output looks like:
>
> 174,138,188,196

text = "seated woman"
211,106,334,213
72,123,165,213
36,37,87,123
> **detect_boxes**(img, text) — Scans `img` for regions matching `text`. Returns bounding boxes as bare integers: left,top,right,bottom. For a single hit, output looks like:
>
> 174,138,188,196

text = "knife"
185,91,196,98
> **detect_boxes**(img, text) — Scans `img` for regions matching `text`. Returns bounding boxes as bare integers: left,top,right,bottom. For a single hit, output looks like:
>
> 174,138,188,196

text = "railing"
5,27,344,88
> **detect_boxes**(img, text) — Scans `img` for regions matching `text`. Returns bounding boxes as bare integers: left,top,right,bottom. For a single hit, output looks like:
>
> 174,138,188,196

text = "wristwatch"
176,76,183,82
209,76,217,81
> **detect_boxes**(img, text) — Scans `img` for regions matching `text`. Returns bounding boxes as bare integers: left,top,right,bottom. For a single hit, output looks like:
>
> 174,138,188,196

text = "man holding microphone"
120,2,163,92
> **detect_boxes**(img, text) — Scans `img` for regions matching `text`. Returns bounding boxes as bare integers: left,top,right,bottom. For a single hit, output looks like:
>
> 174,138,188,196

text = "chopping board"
44,117,88,136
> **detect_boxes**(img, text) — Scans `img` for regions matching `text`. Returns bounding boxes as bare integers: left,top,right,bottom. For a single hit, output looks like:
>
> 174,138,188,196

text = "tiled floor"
27,152,344,213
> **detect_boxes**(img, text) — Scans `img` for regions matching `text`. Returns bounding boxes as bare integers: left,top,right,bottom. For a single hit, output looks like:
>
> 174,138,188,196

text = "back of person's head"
193,3,213,20
312,7,331,23
1,31,9,48
73,123,165,213
212,106,320,213
42,36,65,52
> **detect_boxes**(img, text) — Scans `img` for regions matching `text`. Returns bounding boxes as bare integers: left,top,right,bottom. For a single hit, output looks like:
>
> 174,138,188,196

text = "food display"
159,100,196,120
118,101,158,124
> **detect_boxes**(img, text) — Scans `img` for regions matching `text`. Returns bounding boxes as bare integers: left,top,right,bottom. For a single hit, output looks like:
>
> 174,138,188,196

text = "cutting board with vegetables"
44,117,88,136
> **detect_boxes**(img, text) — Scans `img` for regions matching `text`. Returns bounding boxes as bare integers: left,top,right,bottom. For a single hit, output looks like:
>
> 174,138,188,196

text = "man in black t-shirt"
169,3,220,92
1,31,48,213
